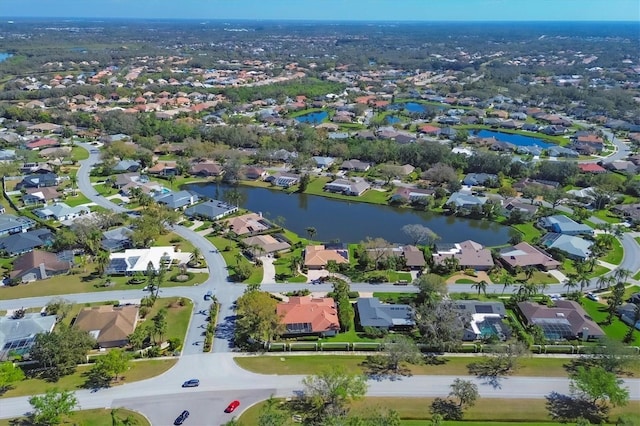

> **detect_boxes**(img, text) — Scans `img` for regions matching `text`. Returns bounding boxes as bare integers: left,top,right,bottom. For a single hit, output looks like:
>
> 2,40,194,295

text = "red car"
225,400,240,413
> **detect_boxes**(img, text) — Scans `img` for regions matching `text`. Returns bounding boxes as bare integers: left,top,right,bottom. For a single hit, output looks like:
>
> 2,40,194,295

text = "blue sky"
2,0,639,21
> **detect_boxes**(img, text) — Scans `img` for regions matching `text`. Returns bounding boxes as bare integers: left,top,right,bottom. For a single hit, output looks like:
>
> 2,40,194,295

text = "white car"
586,292,599,302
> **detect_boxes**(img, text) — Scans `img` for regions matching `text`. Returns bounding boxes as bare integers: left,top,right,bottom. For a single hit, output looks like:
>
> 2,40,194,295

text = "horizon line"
2,17,639,24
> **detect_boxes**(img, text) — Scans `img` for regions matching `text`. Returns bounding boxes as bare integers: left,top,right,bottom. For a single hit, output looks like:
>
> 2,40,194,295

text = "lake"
295,111,328,124
187,183,513,246
0,53,12,62
472,129,553,148
390,102,447,113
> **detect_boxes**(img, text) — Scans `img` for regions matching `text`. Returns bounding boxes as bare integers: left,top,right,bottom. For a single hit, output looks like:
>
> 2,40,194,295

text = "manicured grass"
601,238,624,265
634,270,640,280
0,359,176,398
63,193,92,207
234,355,575,377
0,408,150,426
592,209,623,224
588,264,611,279
456,278,476,284
208,235,262,284
71,146,90,161
511,223,541,243
155,232,196,254
94,183,117,196
238,397,640,426
0,261,206,300
372,292,419,304
581,298,640,346
304,176,390,205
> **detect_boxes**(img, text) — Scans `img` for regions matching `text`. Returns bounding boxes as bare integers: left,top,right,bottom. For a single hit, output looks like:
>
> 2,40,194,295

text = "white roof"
109,246,178,272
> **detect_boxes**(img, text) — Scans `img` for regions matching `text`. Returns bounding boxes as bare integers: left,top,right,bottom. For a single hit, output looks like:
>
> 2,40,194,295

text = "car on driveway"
586,292,599,302
181,379,200,388
174,410,189,425
225,400,240,413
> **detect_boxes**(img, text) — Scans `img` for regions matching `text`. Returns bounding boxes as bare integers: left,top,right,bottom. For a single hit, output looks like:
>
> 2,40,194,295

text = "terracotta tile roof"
277,296,340,334
578,163,606,173
304,245,349,268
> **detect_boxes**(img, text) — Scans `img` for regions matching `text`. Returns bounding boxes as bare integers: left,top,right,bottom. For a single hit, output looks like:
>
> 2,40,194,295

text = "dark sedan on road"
174,410,190,425
181,379,200,388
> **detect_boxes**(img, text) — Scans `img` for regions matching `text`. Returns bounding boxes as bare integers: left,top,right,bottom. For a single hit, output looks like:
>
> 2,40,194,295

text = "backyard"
581,297,640,346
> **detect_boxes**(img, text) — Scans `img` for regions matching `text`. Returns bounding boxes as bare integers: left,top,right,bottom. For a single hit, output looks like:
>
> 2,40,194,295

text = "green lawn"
0,359,176,398
581,298,640,346
237,397,640,426
63,193,92,207
592,209,622,224
70,146,90,161
207,235,262,284
511,223,541,243
234,355,582,377
154,232,196,254
94,183,118,197
601,238,624,265
634,270,640,280
0,253,207,300
372,292,419,304
0,408,149,426
304,176,390,205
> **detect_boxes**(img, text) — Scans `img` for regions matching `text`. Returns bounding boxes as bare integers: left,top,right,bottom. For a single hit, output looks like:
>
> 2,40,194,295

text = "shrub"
363,326,388,338
297,335,319,341
170,237,181,243
347,291,360,299
139,306,150,318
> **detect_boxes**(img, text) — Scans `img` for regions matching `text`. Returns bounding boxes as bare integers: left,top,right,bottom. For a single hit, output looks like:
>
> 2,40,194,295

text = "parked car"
174,410,190,425
182,379,200,388
586,292,599,302
225,400,240,413
204,291,213,301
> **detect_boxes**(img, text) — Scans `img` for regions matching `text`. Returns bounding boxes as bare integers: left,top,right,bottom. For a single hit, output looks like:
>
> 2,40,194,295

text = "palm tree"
577,272,591,292
96,250,111,277
614,268,631,284
501,273,515,294
167,174,175,189
305,226,317,240
563,276,578,294
70,175,77,196
524,266,535,281
472,280,488,296
596,274,611,290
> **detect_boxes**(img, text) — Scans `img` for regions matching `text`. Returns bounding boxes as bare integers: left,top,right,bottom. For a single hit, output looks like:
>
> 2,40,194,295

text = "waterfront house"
499,242,560,271
304,244,349,270
323,178,370,196
432,240,494,271
185,200,238,221
154,190,199,210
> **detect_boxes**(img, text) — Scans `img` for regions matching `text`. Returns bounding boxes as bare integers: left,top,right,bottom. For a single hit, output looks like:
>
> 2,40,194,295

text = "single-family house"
356,297,415,330
190,161,224,177
323,178,370,196
25,138,59,150
517,300,605,340
184,200,238,221
539,215,593,236
243,166,267,180
390,187,434,204
74,305,139,348
462,173,497,187
446,191,488,210
340,159,371,172
539,233,592,260
34,203,90,222
147,161,178,176
113,159,141,173
499,242,561,271
23,187,62,205
454,301,510,341
9,250,73,283
243,234,291,255
401,245,427,270
101,227,133,252
311,156,335,169
432,240,494,271
154,190,199,210
502,198,538,218
612,203,640,225
265,172,300,188
578,163,607,174
277,296,340,337
106,246,184,275
0,229,54,256
0,313,57,361
18,173,59,189
0,214,35,236
225,213,271,236
304,244,349,270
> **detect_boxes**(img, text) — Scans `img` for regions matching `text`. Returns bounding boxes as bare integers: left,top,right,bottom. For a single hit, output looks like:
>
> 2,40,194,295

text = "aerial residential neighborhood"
0,7,639,426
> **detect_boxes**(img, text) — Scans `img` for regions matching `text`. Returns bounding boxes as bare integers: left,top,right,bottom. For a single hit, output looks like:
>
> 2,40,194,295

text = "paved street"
1,143,639,424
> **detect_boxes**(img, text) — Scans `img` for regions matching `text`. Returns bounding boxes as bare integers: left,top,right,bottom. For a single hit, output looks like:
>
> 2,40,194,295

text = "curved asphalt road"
1,143,639,424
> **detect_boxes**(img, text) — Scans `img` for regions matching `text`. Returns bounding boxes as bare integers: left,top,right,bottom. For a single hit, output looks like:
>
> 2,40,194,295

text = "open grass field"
237,397,640,426
234,355,583,377
0,359,176,398
0,408,150,426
